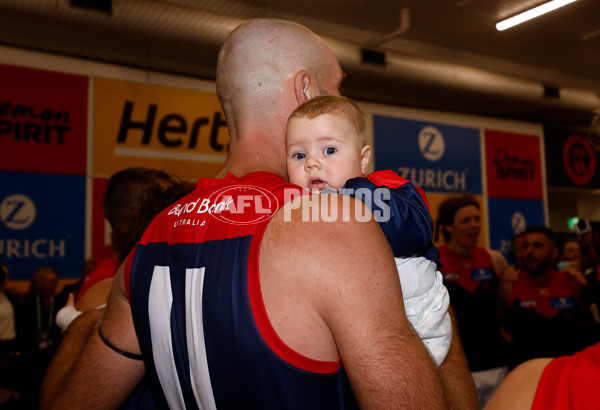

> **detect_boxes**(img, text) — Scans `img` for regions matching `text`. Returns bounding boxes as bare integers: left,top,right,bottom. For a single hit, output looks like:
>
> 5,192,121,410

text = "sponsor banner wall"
372,115,482,194
545,126,600,189
93,77,229,180
485,130,543,200
360,102,546,251
1,52,549,278
0,171,86,280
0,64,88,175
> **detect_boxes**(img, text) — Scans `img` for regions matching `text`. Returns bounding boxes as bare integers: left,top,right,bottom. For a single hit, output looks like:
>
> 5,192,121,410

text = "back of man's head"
216,19,335,126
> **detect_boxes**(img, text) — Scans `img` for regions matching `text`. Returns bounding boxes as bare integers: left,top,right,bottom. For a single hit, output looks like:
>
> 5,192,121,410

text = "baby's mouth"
309,178,327,191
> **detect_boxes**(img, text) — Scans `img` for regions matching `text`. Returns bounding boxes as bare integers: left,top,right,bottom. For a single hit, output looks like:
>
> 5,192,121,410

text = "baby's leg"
396,257,452,366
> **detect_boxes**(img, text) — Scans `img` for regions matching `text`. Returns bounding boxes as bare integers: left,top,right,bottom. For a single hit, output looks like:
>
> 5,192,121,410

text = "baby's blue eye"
293,153,306,160
325,147,337,155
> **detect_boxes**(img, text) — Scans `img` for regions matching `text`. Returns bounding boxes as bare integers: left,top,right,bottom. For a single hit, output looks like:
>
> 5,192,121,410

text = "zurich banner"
0,171,85,280
373,115,482,194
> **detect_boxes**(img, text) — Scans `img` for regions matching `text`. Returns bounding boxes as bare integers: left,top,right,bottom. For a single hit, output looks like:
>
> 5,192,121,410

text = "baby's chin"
303,187,340,194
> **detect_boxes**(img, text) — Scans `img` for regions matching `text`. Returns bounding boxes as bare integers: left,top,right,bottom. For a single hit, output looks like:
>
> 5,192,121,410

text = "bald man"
40,19,474,409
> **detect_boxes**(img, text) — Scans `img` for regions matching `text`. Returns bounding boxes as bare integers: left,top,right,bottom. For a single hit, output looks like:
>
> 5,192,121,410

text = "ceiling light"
496,0,578,31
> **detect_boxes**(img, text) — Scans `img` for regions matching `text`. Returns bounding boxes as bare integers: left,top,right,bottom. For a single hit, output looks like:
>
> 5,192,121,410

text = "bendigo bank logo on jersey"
169,185,280,226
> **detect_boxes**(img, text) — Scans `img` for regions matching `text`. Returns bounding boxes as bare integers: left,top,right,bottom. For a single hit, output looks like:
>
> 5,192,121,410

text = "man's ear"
360,145,372,175
294,70,312,105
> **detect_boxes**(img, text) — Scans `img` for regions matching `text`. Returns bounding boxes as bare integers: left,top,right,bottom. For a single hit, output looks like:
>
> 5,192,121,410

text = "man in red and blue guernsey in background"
486,224,600,410
435,194,511,407
500,225,596,368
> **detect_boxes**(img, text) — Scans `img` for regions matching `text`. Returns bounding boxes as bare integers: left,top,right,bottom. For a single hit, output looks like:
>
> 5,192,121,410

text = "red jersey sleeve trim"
124,244,138,302
246,187,341,375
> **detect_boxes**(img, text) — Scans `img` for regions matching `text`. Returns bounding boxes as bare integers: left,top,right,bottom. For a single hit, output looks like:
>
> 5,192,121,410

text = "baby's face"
286,114,369,192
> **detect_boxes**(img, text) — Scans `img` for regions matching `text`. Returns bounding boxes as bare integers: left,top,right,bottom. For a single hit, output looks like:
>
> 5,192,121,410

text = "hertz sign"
93,78,229,179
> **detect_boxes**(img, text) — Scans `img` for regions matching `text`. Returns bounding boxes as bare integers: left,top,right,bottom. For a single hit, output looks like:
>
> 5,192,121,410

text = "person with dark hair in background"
436,193,510,407
40,19,477,409
486,224,600,410
571,219,600,318
15,266,65,409
45,167,194,410
55,167,194,328
76,167,193,312
485,113,600,410
558,238,581,270
499,225,596,368
508,231,527,269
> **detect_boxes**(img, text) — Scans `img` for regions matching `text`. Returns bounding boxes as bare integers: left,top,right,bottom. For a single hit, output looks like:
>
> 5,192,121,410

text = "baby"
286,95,451,366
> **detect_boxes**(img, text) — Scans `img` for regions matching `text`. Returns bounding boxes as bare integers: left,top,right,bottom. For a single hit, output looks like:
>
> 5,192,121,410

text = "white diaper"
395,256,452,366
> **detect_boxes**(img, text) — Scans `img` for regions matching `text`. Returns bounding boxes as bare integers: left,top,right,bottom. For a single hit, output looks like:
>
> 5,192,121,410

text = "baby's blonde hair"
288,95,366,145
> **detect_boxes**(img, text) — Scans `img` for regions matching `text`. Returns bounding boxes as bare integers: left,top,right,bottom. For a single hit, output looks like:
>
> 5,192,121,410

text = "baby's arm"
342,170,451,366
343,170,435,259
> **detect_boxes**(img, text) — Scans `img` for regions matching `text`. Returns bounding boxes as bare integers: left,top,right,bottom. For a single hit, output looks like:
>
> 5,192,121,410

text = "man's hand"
499,265,520,282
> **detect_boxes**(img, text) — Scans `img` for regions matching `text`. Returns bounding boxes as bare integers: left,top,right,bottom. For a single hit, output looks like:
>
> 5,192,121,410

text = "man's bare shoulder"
260,193,445,407
485,358,552,410
264,193,392,276
259,193,404,360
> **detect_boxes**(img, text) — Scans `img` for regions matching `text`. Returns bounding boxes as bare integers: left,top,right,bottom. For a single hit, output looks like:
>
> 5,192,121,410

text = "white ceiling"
1,0,599,126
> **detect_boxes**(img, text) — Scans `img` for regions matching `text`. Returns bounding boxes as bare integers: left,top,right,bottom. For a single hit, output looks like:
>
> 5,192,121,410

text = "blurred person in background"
557,238,581,271
0,261,22,409
436,193,510,407
15,266,66,409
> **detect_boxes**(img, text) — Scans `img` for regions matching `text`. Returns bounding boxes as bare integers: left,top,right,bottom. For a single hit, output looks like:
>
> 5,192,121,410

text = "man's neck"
214,139,287,180
526,268,553,285
215,160,286,180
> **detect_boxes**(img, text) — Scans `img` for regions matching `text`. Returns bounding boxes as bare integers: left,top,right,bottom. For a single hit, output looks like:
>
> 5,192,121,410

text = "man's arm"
75,278,114,311
39,305,103,408
262,194,447,408
489,249,509,279
40,264,145,410
489,248,515,321
439,307,479,409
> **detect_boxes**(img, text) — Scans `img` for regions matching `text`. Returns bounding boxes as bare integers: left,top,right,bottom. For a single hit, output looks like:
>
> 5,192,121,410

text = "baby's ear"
360,145,371,175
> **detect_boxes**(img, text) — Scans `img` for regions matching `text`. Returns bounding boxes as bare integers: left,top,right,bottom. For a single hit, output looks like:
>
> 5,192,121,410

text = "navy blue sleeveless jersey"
124,172,359,409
